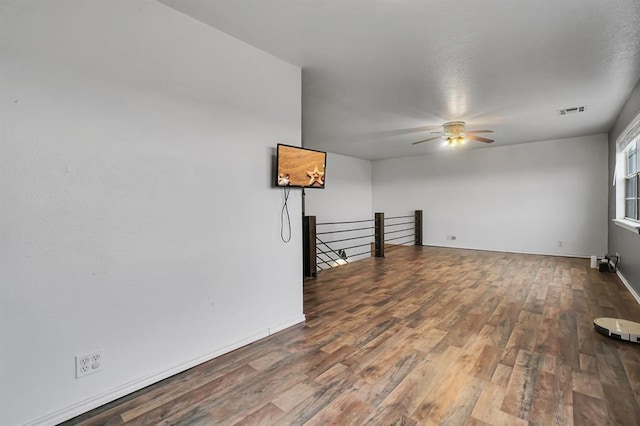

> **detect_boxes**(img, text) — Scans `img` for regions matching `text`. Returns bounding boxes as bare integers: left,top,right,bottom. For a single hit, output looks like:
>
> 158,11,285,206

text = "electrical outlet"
557,241,563,248
76,350,103,378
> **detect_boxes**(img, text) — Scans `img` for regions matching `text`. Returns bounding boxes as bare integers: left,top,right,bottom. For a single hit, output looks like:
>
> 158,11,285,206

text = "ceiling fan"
411,121,494,146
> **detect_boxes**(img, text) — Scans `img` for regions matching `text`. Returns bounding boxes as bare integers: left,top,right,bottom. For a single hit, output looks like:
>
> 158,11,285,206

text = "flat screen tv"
276,144,327,189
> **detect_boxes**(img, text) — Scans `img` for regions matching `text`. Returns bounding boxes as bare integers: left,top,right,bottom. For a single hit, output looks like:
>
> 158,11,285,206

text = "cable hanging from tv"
280,187,291,243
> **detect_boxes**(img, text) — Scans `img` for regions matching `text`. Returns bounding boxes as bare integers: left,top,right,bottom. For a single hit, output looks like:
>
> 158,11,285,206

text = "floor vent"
558,106,586,115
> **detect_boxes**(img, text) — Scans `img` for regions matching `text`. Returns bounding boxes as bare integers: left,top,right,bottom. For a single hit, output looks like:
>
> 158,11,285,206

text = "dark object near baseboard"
599,254,619,273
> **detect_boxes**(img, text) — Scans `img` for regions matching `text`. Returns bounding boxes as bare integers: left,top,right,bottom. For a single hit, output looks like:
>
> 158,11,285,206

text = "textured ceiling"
159,0,640,160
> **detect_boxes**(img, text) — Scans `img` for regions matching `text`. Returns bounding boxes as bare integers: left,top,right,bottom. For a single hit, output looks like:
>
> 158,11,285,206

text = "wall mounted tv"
276,144,327,189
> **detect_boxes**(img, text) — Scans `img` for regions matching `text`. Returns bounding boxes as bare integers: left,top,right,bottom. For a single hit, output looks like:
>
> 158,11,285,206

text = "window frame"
624,140,640,222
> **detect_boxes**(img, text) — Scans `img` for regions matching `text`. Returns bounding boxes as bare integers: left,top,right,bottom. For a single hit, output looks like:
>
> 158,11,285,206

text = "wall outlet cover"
76,350,104,378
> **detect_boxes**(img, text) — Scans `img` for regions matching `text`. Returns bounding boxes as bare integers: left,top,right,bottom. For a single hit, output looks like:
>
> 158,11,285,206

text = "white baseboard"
25,316,306,426
616,270,640,305
268,315,306,335
423,244,590,259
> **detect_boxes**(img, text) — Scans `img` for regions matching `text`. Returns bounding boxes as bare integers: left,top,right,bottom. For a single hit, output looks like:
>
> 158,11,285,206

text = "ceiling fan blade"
466,130,493,134
372,125,442,138
467,134,494,143
412,136,442,145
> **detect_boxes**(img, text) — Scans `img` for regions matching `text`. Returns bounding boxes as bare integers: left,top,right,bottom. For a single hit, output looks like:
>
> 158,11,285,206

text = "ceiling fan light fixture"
444,135,465,147
412,121,494,146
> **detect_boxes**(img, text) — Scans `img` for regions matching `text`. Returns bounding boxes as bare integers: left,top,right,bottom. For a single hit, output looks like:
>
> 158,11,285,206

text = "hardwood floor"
64,246,640,425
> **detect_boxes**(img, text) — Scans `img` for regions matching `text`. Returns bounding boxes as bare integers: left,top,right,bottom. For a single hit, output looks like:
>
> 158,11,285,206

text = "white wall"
373,134,609,257
304,153,373,262
0,2,302,425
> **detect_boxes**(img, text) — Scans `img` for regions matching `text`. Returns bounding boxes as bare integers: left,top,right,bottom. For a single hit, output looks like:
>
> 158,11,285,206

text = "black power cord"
280,187,291,243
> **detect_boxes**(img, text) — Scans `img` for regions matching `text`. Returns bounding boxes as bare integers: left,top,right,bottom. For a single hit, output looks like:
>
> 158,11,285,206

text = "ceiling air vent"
558,106,586,115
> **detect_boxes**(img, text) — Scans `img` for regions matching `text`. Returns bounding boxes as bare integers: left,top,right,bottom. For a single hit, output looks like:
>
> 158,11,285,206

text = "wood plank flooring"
63,246,640,425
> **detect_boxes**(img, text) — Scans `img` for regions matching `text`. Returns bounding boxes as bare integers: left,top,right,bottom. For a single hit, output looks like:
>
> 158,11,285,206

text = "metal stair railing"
315,236,348,270
303,210,423,277
314,218,375,272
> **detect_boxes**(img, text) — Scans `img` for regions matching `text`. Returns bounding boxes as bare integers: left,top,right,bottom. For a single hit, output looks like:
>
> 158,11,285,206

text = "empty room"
2,1,640,425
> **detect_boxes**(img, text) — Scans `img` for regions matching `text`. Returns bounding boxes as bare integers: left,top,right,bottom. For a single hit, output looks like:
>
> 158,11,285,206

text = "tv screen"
276,144,327,189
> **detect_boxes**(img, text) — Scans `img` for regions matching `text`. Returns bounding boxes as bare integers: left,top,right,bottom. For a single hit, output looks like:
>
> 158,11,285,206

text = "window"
625,140,639,221
614,110,640,232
